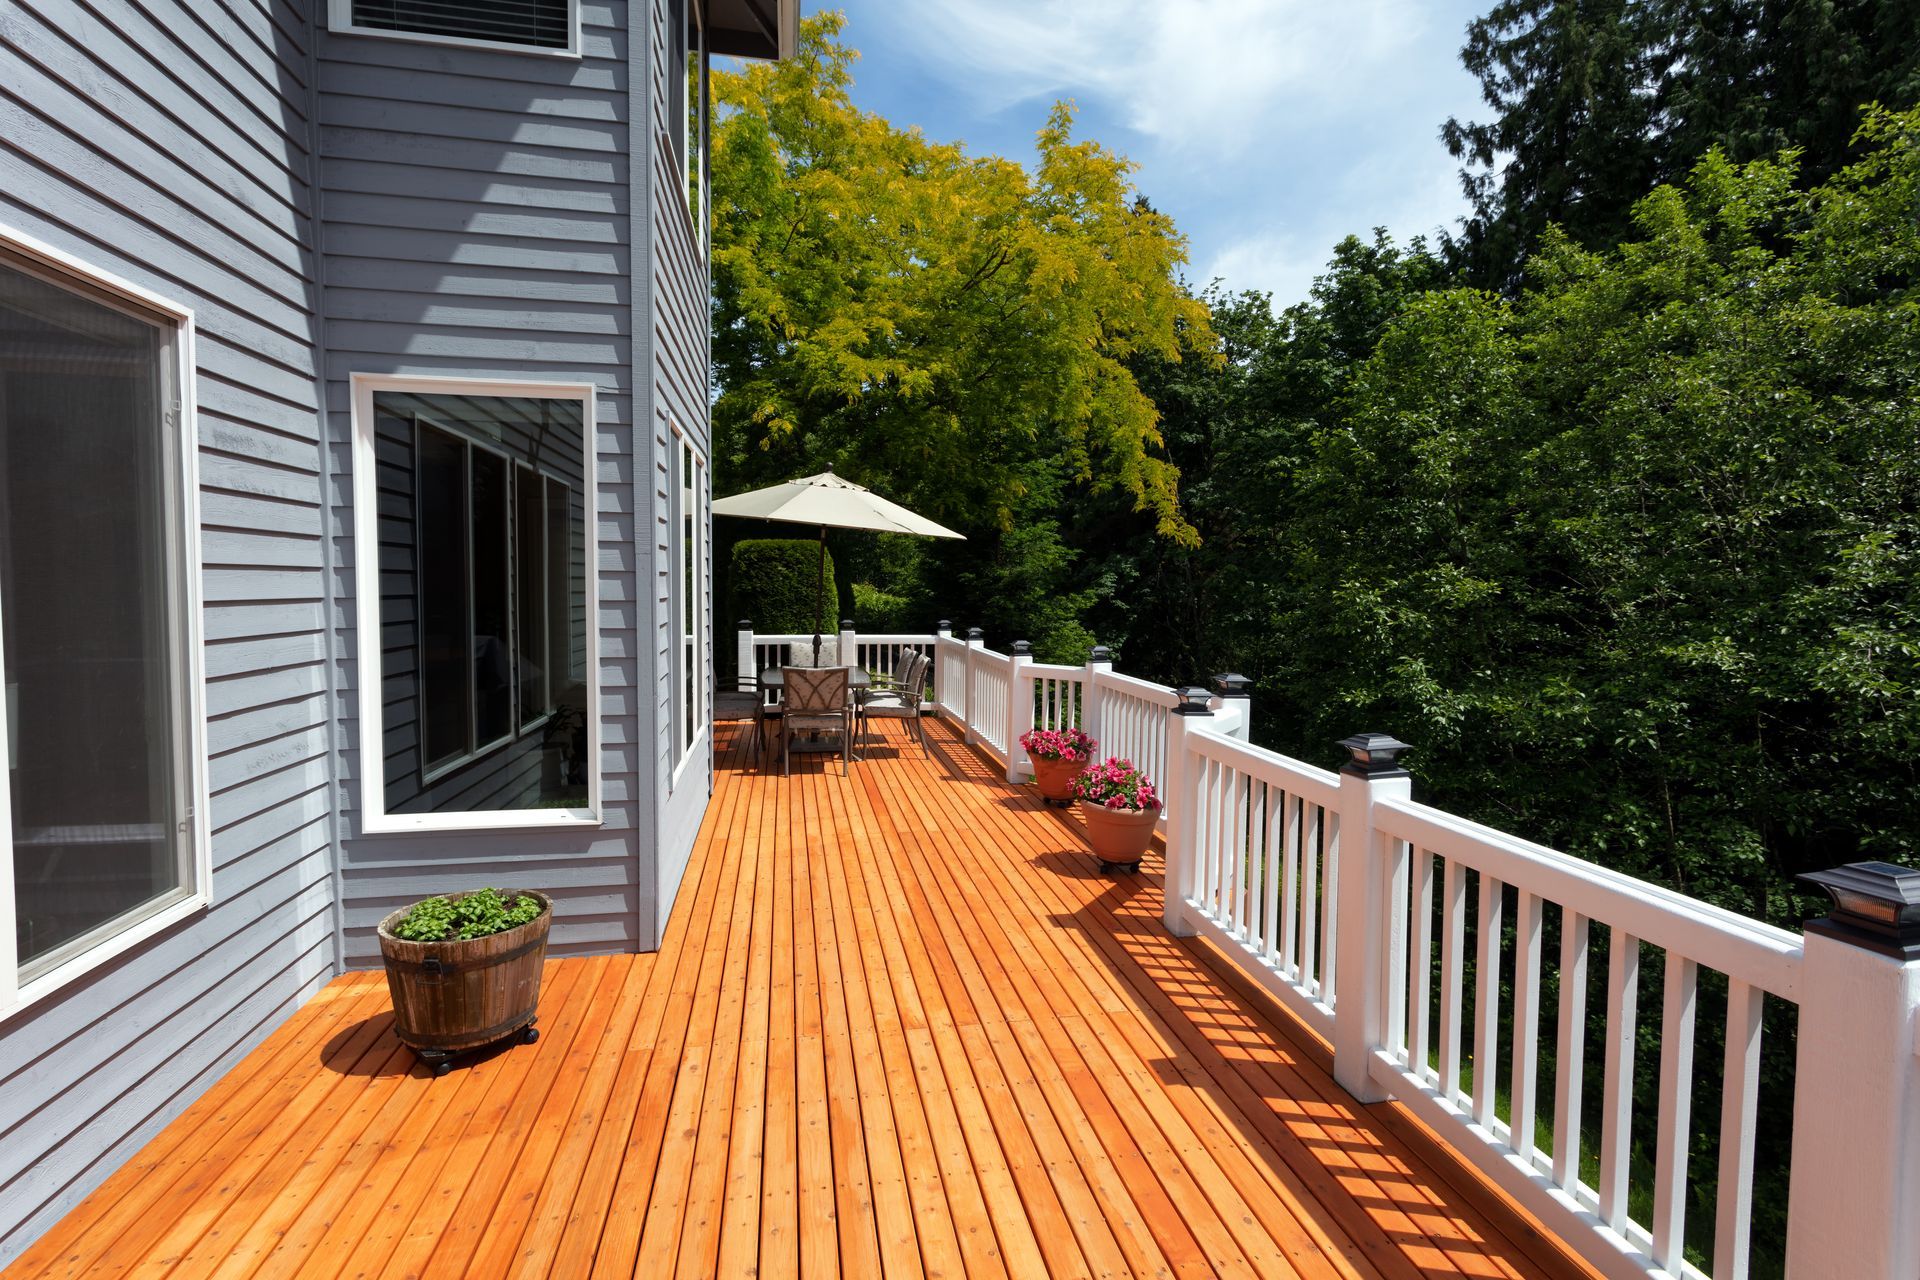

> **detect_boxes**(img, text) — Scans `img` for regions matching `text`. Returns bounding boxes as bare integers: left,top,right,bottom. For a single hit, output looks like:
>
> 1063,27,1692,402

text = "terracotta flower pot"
1080,804,1158,873
1029,753,1088,804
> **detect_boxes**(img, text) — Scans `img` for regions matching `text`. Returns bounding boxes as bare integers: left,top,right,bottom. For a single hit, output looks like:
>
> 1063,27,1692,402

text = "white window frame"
0,223,213,1023
326,0,583,59
350,373,602,834
669,423,708,787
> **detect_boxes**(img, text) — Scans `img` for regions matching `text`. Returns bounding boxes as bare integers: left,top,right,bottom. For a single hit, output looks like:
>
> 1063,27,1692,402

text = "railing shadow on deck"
901,719,1581,1278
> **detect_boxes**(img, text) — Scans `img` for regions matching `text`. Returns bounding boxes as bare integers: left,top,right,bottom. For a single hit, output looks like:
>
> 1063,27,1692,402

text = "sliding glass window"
360,382,593,825
0,237,205,1008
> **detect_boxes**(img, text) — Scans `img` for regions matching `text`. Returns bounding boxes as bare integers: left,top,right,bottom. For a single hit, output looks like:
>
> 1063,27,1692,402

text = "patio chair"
857,651,929,756
713,674,775,760
780,665,851,776
864,644,921,693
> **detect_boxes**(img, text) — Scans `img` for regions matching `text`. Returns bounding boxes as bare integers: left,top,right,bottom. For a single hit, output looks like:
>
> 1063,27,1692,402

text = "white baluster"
1439,857,1467,1105
1599,930,1640,1231
1552,910,1589,1190
1652,954,1697,1271
1473,874,1503,1129
1715,978,1762,1280
1510,891,1543,1162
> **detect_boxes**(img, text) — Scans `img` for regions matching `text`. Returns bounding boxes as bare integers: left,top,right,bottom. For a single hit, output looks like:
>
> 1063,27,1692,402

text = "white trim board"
348,372,604,835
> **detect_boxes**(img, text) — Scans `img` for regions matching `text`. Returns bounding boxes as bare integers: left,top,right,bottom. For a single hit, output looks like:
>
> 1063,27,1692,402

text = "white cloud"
1202,141,1468,307
882,0,1430,160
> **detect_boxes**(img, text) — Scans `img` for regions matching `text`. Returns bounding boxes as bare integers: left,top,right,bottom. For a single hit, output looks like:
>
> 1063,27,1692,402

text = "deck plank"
5,716,1604,1280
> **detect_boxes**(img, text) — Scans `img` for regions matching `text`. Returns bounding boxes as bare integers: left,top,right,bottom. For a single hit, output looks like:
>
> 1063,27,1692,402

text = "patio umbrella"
712,468,964,664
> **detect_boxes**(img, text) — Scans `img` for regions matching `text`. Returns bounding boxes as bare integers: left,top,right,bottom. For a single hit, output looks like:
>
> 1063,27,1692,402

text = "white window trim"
326,0,583,59
350,372,602,834
669,423,709,790
0,222,213,1023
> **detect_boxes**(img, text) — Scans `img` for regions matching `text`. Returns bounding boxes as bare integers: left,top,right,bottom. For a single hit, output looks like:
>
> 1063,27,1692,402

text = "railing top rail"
854,633,940,644
1023,662,1084,678
1376,794,1804,1000
1186,725,1341,806
750,634,814,644
974,646,1010,664
1092,668,1180,706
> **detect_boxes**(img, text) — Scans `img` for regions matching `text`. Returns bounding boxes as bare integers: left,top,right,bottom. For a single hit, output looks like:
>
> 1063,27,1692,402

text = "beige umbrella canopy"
712,468,964,662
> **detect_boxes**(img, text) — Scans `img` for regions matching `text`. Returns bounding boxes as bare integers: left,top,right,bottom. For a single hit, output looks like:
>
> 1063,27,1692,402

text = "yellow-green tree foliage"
709,13,1212,549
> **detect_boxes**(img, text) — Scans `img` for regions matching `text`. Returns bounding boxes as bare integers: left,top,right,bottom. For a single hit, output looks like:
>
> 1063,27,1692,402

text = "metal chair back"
782,665,849,715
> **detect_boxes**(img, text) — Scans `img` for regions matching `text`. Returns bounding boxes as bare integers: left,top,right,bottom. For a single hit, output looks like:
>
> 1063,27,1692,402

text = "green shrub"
851,582,913,632
392,888,544,942
730,538,836,634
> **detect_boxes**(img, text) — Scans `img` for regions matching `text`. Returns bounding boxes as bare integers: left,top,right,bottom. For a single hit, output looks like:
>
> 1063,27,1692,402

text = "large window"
0,229,208,1014
328,0,581,55
352,377,597,832
670,429,707,775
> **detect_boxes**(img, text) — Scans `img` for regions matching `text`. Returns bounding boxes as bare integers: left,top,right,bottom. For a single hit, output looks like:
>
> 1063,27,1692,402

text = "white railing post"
1006,641,1033,783
1083,644,1112,751
838,618,855,670
964,628,983,744
1160,686,1217,937
1784,863,1920,1279
1331,732,1413,1103
1213,673,1253,742
736,618,754,687
934,619,952,712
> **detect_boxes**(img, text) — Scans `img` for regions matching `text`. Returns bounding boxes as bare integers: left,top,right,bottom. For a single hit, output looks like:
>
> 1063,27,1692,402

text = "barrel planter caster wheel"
521,1025,540,1045
434,1059,453,1078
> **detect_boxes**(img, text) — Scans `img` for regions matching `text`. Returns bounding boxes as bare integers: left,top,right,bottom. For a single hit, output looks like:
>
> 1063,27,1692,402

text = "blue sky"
821,0,1491,310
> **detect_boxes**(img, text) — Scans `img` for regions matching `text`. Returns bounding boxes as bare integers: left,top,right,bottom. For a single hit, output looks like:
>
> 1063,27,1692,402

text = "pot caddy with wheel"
377,888,552,1075
1073,757,1162,873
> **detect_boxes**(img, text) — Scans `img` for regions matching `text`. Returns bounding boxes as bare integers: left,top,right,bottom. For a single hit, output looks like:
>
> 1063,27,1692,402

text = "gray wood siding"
647,0,713,933
316,2,646,964
0,0,723,1262
0,0,338,1263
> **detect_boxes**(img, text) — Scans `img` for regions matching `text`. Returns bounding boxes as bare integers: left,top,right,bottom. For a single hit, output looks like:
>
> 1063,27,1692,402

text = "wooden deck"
6,717,1598,1279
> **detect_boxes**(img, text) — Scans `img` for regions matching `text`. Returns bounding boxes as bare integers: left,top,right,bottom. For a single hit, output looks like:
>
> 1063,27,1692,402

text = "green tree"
1446,0,1920,289
1076,232,1452,684
708,13,1211,652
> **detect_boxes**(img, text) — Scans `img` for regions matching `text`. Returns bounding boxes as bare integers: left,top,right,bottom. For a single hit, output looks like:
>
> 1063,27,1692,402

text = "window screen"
0,255,194,978
348,0,571,50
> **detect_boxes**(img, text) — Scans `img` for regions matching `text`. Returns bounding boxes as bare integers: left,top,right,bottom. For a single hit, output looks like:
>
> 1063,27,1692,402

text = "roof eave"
705,0,797,61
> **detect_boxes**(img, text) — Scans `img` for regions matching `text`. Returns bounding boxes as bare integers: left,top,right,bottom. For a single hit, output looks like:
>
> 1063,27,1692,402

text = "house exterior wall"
315,2,650,964
0,0,725,1263
0,0,338,1259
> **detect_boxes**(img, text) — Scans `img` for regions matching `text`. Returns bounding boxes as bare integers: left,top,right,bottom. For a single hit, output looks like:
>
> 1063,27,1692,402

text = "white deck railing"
730,618,1920,1280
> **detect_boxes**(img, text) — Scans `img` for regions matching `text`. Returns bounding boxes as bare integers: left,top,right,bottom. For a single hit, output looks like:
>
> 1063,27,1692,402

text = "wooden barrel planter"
376,890,552,1075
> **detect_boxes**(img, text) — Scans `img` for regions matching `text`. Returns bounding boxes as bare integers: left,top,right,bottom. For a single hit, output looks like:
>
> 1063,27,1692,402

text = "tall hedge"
729,538,836,634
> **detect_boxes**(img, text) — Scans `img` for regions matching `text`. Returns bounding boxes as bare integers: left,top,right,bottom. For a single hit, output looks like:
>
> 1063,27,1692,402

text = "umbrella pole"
813,527,826,666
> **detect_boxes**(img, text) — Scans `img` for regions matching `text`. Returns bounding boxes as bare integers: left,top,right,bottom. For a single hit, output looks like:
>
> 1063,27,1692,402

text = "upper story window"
328,0,581,57
0,226,211,1020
